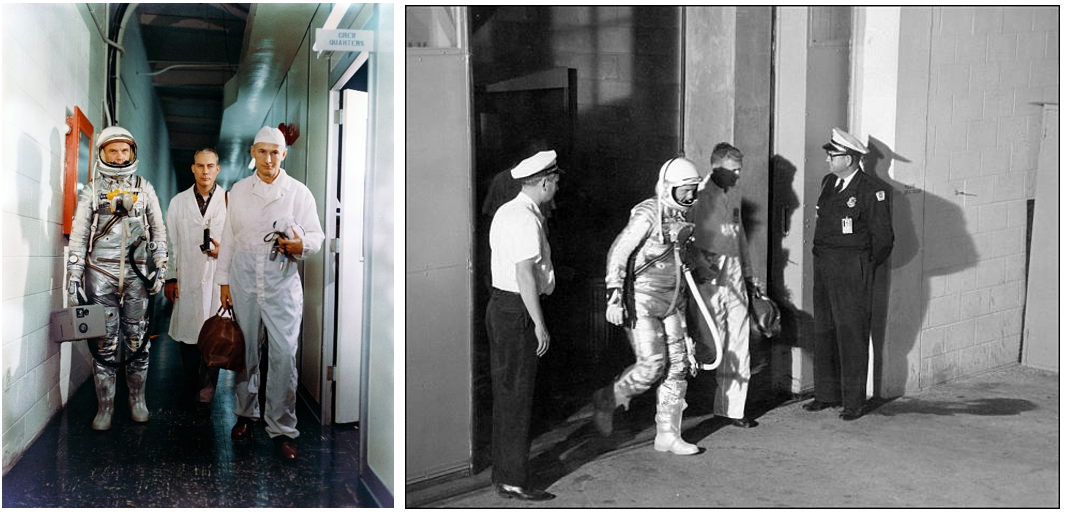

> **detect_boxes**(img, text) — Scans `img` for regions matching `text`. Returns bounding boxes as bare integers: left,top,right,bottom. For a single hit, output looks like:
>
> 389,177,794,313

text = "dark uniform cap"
822,127,868,155
511,150,564,179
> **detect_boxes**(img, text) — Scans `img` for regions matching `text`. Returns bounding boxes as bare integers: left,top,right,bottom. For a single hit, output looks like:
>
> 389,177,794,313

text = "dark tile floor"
3,305,367,508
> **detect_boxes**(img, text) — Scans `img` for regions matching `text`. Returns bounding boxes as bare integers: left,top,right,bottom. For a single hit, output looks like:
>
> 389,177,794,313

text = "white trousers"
700,254,751,419
230,255,303,439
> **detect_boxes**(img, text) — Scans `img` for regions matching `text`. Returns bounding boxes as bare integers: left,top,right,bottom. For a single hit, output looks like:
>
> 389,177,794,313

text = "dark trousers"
179,342,220,403
485,289,539,487
812,248,874,411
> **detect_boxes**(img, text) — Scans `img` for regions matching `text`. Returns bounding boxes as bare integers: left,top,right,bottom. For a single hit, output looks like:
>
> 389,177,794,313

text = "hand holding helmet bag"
748,284,781,338
198,306,245,371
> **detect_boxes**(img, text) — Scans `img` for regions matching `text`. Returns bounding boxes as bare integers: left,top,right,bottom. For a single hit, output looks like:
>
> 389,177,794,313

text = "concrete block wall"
919,6,1057,386
1,3,103,473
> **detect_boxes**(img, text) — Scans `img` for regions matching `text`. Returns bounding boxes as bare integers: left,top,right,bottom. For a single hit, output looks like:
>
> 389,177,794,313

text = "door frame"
320,50,371,425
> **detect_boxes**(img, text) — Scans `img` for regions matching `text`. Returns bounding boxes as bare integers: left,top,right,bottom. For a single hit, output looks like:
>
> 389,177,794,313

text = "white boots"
91,374,116,431
91,368,150,430
127,368,150,423
653,383,699,455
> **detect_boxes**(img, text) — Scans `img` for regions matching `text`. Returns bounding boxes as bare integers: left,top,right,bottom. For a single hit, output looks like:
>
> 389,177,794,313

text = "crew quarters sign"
314,29,375,52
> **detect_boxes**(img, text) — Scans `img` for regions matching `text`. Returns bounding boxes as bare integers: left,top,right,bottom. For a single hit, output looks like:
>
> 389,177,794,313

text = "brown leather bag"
198,306,245,372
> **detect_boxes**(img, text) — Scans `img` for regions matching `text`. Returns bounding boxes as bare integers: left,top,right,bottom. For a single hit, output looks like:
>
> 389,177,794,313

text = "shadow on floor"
871,396,1039,417
409,364,798,506
2,301,368,508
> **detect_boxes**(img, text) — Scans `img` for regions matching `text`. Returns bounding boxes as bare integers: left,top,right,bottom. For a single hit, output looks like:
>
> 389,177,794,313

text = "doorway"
319,55,370,425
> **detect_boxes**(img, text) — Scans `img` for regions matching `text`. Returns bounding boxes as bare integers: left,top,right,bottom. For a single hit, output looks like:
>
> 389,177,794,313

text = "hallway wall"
114,16,178,211
259,4,395,503
1,3,172,473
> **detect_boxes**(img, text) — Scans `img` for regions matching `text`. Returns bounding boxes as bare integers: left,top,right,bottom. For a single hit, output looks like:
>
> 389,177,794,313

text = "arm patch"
876,190,886,201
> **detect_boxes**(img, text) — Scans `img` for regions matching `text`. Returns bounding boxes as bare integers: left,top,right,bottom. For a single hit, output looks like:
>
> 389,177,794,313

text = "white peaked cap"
511,150,561,179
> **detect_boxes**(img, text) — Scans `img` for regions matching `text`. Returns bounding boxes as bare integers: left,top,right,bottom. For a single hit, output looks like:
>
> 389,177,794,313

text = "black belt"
812,246,869,256
491,287,547,299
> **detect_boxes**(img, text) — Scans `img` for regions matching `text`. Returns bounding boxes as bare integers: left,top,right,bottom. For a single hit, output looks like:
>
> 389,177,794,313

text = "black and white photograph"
405,5,1059,508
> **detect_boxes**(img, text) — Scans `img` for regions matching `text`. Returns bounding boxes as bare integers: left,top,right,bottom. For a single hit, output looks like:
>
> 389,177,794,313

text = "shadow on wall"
768,139,980,402
865,135,978,396
4,128,94,472
766,154,813,391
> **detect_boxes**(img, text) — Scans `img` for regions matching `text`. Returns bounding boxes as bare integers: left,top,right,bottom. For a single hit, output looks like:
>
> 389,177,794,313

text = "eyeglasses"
712,166,741,174
826,152,848,158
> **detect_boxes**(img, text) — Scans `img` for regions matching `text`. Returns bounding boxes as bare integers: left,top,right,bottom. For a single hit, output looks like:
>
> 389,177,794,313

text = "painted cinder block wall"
2,3,174,473
916,6,1057,386
2,3,105,473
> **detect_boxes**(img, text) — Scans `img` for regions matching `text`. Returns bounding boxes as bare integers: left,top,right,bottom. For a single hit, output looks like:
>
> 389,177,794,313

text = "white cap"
823,127,868,155
511,150,562,179
253,126,287,148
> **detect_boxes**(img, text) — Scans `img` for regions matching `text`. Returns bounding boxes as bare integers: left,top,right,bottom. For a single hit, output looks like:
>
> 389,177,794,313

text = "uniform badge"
846,196,857,208
876,190,886,201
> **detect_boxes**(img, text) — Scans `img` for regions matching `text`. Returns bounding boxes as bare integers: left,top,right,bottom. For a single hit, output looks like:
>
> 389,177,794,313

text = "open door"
334,86,369,423
320,53,370,426
470,67,578,469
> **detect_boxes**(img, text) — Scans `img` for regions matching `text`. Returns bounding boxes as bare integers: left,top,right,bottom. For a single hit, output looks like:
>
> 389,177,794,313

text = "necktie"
834,177,844,194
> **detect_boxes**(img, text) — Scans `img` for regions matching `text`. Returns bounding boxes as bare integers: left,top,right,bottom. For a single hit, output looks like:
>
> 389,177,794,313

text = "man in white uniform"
486,149,560,501
217,127,325,460
164,148,227,414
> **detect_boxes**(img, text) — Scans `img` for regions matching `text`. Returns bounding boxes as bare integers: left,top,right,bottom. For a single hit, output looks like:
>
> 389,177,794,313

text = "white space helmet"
656,157,701,212
96,126,139,177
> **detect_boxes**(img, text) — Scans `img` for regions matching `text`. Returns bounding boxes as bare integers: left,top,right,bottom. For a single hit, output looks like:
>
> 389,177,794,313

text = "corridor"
2,300,366,508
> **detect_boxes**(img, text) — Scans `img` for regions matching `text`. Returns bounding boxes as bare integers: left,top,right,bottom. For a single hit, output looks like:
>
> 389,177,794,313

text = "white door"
334,88,369,423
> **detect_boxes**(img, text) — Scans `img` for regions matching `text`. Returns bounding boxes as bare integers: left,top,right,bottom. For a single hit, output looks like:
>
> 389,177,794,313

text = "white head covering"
511,150,561,179
253,126,287,148
823,127,868,155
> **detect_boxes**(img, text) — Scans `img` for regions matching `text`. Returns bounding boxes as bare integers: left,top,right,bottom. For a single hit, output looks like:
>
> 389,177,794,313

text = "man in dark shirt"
687,143,763,428
803,128,894,420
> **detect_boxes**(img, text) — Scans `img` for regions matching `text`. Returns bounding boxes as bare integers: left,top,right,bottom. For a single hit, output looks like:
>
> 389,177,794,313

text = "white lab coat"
165,185,228,344
214,168,324,439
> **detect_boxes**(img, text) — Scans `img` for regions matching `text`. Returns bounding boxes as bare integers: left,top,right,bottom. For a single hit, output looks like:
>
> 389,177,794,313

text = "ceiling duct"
216,2,321,187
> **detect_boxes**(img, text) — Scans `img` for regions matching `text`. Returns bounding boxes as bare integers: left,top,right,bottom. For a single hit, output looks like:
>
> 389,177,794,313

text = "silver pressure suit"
67,174,167,423
605,198,692,411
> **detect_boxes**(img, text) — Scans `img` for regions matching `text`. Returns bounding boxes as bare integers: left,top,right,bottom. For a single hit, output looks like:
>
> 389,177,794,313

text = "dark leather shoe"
231,416,253,440
277,439,298,460
495,483,555,501
592,386,617,436
802,400,841,412
840,409,863,421
727,417,758,428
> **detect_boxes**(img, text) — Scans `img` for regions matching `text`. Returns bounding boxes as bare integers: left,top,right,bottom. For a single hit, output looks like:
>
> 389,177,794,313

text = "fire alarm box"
63,106,94,236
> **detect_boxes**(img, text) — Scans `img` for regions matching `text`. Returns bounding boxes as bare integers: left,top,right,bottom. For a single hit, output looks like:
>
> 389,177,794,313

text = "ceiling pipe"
85,3,126,55
137,63,234,76
678,7,686,156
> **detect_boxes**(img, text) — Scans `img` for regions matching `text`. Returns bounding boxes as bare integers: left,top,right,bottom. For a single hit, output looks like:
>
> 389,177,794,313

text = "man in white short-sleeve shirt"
484,149,562,502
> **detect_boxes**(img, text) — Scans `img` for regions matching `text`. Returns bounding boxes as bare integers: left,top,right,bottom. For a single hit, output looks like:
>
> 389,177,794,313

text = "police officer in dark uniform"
803,128,893,421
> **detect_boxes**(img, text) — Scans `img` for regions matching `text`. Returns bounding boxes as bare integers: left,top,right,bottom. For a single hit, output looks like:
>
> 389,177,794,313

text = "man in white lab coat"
164,148,227,414
217,126,325,460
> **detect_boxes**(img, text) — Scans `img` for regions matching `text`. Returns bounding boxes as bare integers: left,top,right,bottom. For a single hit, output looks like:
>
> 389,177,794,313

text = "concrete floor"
414,364,1059,508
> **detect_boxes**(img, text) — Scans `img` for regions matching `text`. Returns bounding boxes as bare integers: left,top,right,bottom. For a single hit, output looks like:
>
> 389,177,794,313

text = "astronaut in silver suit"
67,126,167,431
592,157,702,455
